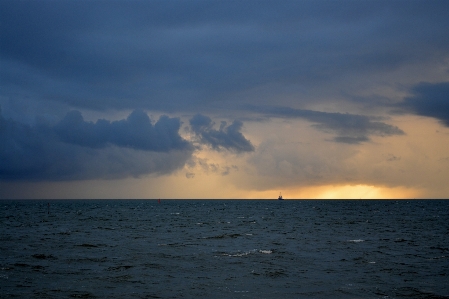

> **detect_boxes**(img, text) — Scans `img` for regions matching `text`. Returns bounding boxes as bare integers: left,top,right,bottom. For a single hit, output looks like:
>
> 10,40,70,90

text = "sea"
1,199,448,299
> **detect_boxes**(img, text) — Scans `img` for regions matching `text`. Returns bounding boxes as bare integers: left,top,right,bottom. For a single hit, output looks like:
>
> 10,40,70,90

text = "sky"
1,0,449,199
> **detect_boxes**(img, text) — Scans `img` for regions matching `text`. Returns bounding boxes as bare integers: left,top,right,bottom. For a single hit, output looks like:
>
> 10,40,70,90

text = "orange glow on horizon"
245,184,422,200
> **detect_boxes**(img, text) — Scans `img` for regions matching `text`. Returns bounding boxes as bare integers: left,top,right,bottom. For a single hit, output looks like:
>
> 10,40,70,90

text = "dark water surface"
1,200,448,298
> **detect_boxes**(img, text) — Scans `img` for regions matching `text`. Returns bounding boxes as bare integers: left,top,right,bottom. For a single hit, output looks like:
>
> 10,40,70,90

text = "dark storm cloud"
247,105,405,144
0,108,192,181
55,109,190,151
189,114,254,152
400,82,449,127
1,0,449,112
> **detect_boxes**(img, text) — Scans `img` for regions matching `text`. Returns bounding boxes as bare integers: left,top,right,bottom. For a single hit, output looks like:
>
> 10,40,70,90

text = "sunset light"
1,1,448,199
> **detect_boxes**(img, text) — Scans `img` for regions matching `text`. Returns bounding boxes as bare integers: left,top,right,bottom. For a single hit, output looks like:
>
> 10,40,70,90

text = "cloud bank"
1,1,449,198
1,1,448,113
0,109,194,181
246,105,405,144
401,82,449,127
54,109,190,151
190,114,254,152
0,108,255,181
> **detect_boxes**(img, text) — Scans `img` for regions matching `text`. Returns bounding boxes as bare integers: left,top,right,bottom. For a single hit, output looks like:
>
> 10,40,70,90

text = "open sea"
1,199,448,299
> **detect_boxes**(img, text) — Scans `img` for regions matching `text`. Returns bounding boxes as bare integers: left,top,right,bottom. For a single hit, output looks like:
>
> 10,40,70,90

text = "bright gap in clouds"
300,184,421,199
241,184,421,200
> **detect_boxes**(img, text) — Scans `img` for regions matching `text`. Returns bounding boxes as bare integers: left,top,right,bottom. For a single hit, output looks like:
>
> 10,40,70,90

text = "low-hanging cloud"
54,109,191,151
246,105,405,144
400,82,449,127
0,108,193,181
189,114,254,152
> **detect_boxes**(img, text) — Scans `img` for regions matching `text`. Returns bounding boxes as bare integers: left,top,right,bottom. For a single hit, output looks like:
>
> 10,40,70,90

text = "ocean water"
1,199,448,299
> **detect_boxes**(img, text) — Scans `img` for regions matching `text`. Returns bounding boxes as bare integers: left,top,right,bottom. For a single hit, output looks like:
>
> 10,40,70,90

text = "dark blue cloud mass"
0,108,193,181
1,0,449,189
245,105,405,144
1,0,448,113
400,82,449,127
54,109,190,151
0,107,254,181
190,114,254,152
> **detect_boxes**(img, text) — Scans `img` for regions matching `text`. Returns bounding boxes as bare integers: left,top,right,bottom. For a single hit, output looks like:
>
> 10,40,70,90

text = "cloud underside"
1,1,448,189
1,105,405,182
401,82,449,127
189,114,254,152
0,109,258,181
1,1,448,113
0,109,193,181
246,105,405,144
55,110,190,151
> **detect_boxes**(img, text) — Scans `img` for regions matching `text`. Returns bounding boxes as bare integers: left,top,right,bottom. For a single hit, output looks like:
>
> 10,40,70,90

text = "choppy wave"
1,199,448,298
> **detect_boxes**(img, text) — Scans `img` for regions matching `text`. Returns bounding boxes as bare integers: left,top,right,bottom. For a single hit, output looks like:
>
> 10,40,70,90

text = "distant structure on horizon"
278,192,283,200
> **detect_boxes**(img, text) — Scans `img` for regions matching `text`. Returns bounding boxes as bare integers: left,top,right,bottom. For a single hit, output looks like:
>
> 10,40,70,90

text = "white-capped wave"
217,249,273,257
